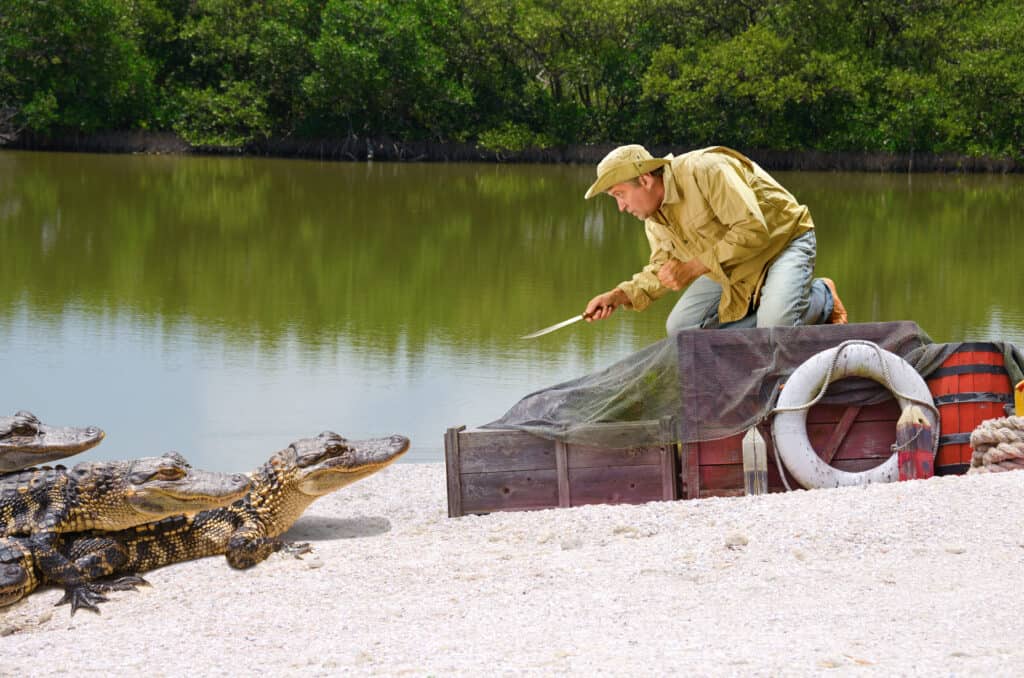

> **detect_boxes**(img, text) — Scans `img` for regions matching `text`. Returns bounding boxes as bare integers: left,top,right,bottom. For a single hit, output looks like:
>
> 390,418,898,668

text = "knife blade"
520,314,588,339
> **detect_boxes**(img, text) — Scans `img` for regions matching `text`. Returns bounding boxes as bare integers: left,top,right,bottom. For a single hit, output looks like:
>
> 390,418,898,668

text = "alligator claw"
55,584,109,615
280,542,313,559
94,575,150,592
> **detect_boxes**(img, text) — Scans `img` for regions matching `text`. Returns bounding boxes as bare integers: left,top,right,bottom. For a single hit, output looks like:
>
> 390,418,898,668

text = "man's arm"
602,220,679,317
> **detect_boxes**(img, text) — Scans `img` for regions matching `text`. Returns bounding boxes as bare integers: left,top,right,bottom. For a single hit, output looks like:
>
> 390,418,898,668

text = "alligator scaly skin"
0,431,408,611
0,411,105,473
0,452,250,612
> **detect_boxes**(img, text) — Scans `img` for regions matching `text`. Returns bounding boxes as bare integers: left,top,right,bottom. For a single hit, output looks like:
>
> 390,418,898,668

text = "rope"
769,340,941,491
968,416,1024,473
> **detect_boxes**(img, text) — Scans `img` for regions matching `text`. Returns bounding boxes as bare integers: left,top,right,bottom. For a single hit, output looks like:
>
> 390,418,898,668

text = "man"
583,144,847,334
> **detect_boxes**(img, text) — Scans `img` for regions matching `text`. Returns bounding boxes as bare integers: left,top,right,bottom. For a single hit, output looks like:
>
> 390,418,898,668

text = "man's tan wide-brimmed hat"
584,144,672,199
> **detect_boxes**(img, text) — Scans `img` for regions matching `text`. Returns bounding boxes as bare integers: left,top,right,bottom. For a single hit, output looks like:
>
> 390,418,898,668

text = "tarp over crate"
483,321,1024,448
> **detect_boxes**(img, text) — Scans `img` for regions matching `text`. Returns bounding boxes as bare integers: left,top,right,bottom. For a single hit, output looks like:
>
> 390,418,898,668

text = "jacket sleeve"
615,221,673,312
691,154,770,279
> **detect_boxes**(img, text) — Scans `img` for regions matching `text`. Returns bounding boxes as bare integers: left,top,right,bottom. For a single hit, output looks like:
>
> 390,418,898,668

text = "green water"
1,150,1021,470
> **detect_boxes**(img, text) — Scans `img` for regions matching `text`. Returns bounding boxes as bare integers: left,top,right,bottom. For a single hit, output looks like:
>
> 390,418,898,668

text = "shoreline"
4,462,1024,675
3,132,1021,173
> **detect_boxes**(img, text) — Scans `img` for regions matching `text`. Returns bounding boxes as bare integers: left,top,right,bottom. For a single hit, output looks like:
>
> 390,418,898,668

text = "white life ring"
772,341,937,489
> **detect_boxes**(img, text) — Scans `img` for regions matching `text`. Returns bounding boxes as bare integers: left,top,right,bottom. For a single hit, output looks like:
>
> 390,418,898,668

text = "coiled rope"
968,416,1024,473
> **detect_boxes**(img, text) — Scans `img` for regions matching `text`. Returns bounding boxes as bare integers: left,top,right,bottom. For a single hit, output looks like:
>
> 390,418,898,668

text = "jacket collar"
660,158,682,207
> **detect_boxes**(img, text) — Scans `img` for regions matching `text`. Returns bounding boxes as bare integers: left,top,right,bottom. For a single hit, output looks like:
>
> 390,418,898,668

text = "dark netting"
483,321,1024,448
678,321,931,442
482,338,681,448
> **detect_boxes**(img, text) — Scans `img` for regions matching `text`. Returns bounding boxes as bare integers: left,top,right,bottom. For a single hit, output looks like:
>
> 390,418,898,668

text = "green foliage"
937,2,1024,157
171,0,319,138
0,0,158,132
301,0,471,137
21,91,59,130
174,82,270,148
477,122,555,155
0,0,1021,158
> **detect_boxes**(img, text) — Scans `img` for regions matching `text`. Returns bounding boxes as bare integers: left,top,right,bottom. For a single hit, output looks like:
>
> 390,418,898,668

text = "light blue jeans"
665,231,833,334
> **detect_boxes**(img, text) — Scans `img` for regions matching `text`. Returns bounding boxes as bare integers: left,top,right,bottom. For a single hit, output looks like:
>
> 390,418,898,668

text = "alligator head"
0,410,105,473
0,538,35,609
290,431,410,496
241,431,409,541
68,451,252,531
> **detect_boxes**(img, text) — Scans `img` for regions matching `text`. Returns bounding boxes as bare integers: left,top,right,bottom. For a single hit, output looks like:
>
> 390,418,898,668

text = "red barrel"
926,343,1012,475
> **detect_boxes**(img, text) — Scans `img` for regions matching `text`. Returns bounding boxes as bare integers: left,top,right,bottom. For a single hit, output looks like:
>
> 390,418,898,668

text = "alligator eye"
154,467,187,481
323,435,351,453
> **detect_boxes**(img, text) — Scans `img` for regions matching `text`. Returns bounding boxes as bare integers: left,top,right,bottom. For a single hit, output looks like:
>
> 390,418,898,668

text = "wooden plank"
831,458,896,472
566,444,663,468
808,422,897,459
681,442,701,499
699,466,753,495
772,450,800,491
691,435,745,466
444,425,466,517
661,445,679,500
659,417,680,500
663,417,679,501
692,427,772,467
701,488,746,498
456,429,556,473
460,469,559,514
700,464,781,495
691,416,899,470
698,453,895,495
806,399,901,423
555,441,571,508
568,466,667,506
820,406,862,464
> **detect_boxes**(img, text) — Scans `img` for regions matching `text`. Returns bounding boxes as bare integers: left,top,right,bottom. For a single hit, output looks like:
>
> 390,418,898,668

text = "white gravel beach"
3,462,1024,676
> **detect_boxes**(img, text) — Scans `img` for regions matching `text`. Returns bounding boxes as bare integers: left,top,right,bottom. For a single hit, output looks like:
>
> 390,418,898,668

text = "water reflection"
1,150,1021,469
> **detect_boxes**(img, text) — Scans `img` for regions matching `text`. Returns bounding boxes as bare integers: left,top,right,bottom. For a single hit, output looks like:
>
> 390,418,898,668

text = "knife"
520,313,591,339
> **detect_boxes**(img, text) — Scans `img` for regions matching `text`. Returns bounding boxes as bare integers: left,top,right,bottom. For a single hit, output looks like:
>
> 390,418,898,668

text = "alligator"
0,537,35,609
0,451,251,611
0,410,105,473
0,431,408,611
0,534,147,612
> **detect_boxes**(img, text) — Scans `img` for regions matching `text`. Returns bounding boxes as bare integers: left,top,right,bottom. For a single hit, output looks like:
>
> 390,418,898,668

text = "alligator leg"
62,535,149,592
36,534,143,614
225,525,281,569
224,521,313,569
28,534,108,614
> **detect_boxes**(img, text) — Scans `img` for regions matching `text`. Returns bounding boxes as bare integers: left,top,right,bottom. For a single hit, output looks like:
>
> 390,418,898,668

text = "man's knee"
666,312,702,335
755,299,808,328
666,277,722,334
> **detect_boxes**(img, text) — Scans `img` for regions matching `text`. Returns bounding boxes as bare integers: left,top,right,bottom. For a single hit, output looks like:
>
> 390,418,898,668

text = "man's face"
606,174,663,220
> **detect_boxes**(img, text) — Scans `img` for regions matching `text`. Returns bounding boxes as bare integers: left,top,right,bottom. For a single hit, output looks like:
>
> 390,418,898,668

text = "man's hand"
657,257,710,291
585,288,630,321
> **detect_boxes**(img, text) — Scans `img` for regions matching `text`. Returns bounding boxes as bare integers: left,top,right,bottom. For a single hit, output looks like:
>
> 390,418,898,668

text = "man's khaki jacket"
616,146,814,324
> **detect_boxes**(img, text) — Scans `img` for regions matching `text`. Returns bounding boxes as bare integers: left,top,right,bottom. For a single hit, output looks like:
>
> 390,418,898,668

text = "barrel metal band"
952,342,1001,353
935,463,970,475
928,364,1008,379
934,392,1013,406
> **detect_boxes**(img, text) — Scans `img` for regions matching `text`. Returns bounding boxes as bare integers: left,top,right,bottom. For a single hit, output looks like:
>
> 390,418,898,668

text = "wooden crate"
444,423,679,517
680,400,903,498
